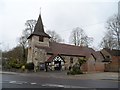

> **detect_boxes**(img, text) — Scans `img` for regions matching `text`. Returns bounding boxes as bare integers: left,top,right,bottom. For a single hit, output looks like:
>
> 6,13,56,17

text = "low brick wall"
95,62,105,72
105,63,119,72
104,56,119,72
81,62,105,72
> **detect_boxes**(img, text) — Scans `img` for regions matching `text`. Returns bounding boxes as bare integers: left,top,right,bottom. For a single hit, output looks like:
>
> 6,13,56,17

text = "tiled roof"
46,54,57,62
36,42,96,59
104,48,120,56
50,42,95,57
95,51,105,62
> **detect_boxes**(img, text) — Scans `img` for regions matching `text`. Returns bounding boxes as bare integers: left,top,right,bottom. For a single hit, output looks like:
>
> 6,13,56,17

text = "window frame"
39,36,43,42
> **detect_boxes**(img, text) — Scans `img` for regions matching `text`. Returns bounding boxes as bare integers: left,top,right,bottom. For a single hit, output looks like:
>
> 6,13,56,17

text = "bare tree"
106,14,120,49
100,14,120,50
25,20,37,36
46,30,64,43
81,36,93,47
19,35,27,62
69,27,93,46
19,19,36,62
100,30,116,49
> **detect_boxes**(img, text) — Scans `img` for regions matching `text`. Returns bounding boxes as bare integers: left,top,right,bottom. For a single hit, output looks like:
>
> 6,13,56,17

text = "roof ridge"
50,42,87,48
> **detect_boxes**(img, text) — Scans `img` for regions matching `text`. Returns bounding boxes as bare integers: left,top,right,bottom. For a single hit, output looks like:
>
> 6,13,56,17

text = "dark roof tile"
104,48,120,56
36,42,96,58
28,14,50,39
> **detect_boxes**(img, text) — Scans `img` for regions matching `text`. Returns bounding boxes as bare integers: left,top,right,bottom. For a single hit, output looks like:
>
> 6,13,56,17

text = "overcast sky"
0,0,119,51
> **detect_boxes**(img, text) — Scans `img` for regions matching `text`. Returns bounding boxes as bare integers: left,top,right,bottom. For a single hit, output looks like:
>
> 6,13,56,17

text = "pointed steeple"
28,14,50,39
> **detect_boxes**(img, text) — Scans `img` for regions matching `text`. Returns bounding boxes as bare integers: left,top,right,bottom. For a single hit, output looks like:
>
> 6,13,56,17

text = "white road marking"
31,83,37,85
42,83,89,88
9,81,22,84
9,81,16,83
42,84,64,87
8,80,27,84
63,85,89,88
3,80,35,85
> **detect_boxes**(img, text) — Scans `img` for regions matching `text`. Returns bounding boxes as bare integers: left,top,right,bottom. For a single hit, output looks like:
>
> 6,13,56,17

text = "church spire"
28,14,50,39
34,14,45,34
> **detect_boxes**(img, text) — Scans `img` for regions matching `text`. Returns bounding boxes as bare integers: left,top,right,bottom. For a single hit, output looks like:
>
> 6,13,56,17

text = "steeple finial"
27,9,51,39
39,7,41,15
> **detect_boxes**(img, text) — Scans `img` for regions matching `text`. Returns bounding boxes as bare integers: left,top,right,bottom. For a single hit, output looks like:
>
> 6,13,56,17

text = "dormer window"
39,36,43,42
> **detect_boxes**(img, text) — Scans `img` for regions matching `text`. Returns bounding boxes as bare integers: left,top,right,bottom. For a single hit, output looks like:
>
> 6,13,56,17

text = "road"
1,73,119,89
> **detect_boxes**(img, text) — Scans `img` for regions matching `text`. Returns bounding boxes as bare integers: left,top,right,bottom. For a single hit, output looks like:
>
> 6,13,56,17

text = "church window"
106,56,110,58
70,57,73,63
39,36,43,42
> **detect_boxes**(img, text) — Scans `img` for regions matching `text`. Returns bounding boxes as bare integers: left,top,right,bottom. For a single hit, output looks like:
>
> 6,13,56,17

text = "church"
27,14,105,72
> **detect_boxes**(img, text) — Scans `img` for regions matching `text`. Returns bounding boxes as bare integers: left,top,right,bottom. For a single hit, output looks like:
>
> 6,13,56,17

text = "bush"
67,70,83,75
15,64,23,69
9,61,23,69
3,59,22,69
25,62,34,70
3,63,11,70
68,71,76,75
67,63,83,75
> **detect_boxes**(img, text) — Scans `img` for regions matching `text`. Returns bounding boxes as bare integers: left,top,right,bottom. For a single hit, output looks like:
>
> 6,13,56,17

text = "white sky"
0,0,119,51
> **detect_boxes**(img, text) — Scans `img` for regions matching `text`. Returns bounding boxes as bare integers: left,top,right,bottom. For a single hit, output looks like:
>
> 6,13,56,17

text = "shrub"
70,71,76,75
9,61,23,69
2,58,26,70
67,63,83,75
3,63,11,70
67,71,70,75
15,64,23,69
25,62,34,70
67,70,83,75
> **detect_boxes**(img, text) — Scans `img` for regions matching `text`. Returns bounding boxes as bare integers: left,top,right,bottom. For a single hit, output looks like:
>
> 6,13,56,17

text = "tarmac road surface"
1,72,119,89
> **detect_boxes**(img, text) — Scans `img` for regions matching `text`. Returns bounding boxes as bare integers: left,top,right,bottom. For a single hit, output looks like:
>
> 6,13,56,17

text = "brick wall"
81,55,105,72
105,56,119,72
95,62,105,72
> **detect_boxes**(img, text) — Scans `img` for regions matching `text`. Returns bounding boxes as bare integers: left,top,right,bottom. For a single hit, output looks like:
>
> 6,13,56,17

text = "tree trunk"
22,45,26,63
